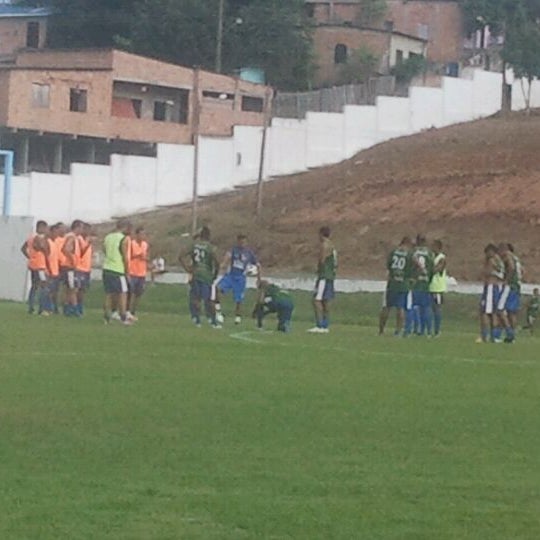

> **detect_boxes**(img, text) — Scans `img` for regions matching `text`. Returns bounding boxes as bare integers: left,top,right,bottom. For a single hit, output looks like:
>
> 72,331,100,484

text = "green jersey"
387,247,411,293
103,232,126,274
190,240,217,284
411,246,434,292
318,239,337,280
527,296,540,318
508,254,522,292
264,284,293,306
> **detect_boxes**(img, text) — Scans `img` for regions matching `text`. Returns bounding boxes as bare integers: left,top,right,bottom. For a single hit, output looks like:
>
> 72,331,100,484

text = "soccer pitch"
1,286,539,539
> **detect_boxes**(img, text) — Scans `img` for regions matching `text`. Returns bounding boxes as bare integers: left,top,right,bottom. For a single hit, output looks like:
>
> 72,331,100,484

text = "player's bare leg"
379,306,389,335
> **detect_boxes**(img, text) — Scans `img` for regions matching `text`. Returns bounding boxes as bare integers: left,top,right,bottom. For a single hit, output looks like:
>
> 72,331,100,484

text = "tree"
355,0,387,27
21,0,138,48
391,54,427,84
336,47,378,85
502,10,540,112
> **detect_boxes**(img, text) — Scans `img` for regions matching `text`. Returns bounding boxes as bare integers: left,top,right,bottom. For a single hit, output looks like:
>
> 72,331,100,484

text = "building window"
69,88,87,112
334,44,348,64
26,22,40,48
153,101,168,121
305,4,315,18
396,49,404,65
418,24,429,41
32,83,50,108
241,96,264,113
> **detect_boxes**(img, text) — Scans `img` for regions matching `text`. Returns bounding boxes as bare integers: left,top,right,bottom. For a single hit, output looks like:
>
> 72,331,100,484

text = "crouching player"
252,280,294,333
523,288,540,334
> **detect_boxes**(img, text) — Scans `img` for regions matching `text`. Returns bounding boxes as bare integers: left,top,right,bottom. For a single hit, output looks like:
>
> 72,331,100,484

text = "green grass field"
1,285,539,539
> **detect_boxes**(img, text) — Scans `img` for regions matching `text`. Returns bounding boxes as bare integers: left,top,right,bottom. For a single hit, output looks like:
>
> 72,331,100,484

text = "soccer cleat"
122,319,134,326
126,312,138,322
234,316,242,325
211,323,223,330
503,336,515,344
216,312,225,324
307,327,325,334
475,337,486,344
492,338,503,344
111,311,121,321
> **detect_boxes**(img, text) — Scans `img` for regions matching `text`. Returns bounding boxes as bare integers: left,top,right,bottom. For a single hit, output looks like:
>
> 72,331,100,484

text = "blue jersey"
229,246,257,276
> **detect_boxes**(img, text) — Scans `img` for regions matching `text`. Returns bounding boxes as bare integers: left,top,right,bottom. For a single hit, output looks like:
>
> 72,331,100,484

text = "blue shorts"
314,279,335,301
129,276,146,297
62,268,80,290
498,286,521,313
30,269,48,285
77,271,91,291
413,290,432,308
49,276,61,294
480,284,502,315
384,290,409,310
190,280,212,303
218,273,247,303
103,270,128,295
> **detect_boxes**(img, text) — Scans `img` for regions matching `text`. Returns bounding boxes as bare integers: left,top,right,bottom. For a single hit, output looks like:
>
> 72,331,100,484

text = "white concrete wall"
377,96,412,139
233,126,264,186
410,87,445,131
305,112,346,168
511,78,540,111
155,143,194,206
0,216,34,301
198,137,236,195
343,105,379,158
267,118,308,176
4,69,536,224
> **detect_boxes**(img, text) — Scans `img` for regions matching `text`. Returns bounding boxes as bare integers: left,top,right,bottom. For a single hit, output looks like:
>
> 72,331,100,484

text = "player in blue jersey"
214,234,260,325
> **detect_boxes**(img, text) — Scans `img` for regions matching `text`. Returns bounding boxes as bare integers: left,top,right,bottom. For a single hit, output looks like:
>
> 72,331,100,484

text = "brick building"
0,49,271,174
306,0,465,85
0,3,50,59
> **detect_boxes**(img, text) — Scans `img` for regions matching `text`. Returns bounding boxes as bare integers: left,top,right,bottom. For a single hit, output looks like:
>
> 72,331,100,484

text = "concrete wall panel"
306,112,346,168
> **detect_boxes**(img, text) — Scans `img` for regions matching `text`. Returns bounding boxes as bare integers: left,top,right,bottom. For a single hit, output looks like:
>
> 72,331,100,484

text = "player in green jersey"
102,219,132,325
405,234,434,336
308,226,337,334
252,280,294,332
379,236,413,336
523,288,540,334
179,226,220,327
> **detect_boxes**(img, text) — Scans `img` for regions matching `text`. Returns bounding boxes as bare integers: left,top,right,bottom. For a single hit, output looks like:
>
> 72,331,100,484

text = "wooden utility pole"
191,67,201,235
255,87,273,218
215,0,225,74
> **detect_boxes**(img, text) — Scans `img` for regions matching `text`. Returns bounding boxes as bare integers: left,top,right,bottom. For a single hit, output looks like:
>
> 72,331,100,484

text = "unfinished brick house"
0,49,270,174
306,0,465,85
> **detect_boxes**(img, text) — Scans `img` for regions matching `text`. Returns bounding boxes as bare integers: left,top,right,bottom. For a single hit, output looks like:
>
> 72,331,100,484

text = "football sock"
492,327,502,341
404,309,414,335
481,328,490,342
421,306,433,335
321,317,329,329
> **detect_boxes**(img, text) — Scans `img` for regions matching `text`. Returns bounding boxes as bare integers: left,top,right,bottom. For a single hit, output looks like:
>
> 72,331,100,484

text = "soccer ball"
246,264,259,277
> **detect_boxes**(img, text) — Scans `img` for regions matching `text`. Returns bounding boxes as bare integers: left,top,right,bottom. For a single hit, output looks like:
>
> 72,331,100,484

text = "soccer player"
429,239,447,337
21,220,50,315
214,234,260,325
54,222,67,314
128,226,150,320
477,244,505,343
61,220,84,317
406,234,434,337
497,243,523,338
75,222,93,316
308,226,337,334
379,236,413,336
523,288,540,334
252,280,294,332
45,223,62,314
103,219,132,325
179,226,220,328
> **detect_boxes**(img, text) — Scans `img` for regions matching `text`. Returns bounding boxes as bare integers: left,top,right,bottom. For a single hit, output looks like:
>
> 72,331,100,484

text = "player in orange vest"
20,220,50,314
127,226,150,320
46,223,63,314
76,222,94,316
61,219,84,316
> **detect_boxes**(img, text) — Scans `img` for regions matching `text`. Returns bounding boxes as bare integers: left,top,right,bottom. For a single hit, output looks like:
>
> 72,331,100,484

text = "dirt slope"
99,111,540,281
